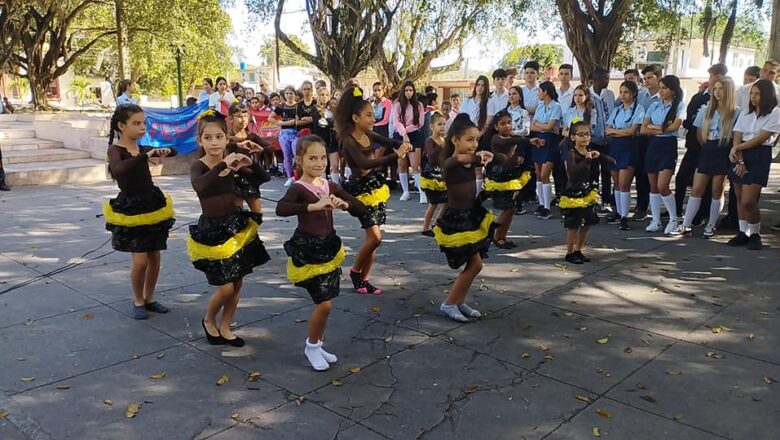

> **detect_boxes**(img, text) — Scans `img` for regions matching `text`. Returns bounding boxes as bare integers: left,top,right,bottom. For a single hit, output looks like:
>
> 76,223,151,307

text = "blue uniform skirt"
728,145,772,187
531,132,562,164
608,137,636,171
696,140,731,176
645,136,678,173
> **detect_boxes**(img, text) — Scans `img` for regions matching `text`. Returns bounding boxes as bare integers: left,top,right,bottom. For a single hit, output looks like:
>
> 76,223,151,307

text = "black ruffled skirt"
420,164,448,205
342,172,390,229
560,182,600,229
484,163,531,210
433,204,496,269
187,211,270,286
284,230,345,304
104,186,175,253
234,173,264,199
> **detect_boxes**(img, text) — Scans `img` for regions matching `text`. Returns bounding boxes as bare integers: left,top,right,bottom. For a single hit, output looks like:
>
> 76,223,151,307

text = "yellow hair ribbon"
353,87,363,98
571,117,583,124
197,109,216,120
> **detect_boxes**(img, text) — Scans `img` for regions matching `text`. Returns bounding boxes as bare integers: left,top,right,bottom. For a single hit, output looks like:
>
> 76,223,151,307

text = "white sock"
650,193,662,223
440,303,469,322
682,196,701,228
536,182,543,204
304,339,329,371
621,191,631,218
413,172,421,191
344,167,353,179
331,173,341,185
748,222,760,236
661,194,677,221
476,178,484,194
614,191,624,217
399,172,409,194
318,342,338,364
738,220,748,233
543,183,553,209
707,197,723,228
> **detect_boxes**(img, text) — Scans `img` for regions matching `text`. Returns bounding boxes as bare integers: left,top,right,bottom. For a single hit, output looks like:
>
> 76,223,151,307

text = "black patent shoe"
202,319,225,345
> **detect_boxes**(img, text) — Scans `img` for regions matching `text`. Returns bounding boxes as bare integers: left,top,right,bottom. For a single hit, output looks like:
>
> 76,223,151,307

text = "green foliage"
497,44,563,70
68,76,95,106
258,35,312,67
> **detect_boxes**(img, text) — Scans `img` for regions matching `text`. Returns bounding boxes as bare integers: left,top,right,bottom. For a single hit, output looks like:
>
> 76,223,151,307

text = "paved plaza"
1,172,779,440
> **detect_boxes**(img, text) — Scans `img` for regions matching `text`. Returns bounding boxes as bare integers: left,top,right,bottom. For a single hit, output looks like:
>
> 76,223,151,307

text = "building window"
250,73,256,82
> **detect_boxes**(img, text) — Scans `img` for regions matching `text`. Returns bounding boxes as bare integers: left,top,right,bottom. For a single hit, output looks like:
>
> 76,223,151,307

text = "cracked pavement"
1,171,779,439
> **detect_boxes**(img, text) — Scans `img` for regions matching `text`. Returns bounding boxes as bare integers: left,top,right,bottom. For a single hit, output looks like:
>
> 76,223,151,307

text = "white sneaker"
702,224,716,238
284,178,294,187
419,192,428,204
399,192,410,201
669,224,691,236
645,221,663,232
458,303,482,318
664,219,679,235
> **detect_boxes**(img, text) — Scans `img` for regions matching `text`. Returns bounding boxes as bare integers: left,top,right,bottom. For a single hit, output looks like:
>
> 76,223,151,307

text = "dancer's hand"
477,151,493,166
238,140,261,152
329,195,349,210
149,148,173,158
235,153,253,169
587,150,600,160
223,152,241,170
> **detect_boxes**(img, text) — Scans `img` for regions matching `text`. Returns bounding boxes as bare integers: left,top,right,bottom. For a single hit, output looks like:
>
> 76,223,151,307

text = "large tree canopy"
258,35,312,67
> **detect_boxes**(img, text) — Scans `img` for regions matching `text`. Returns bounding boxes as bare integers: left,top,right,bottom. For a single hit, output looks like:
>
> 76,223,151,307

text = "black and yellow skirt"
484,164,531,210
284,230,345,304
187,211,270,286
433,205,496,269
342,172,390,229
560,183,600,229
103,187,175,253
420,164,448,205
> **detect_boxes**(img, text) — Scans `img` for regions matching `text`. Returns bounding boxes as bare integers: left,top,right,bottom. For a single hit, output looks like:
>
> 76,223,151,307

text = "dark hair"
591,67,609,81
659,75,683,130
505,67,518,76
229,102,248,115
426,92,438,107
484,109,512,141
538,81,559,102
745,65,761,78
186,97,198,106
524,60,540,72
372,81,383,88
301,80,313,89
215,76,227,87
613,80,639,125
334,86,371,141
203,77,214,88
108,104,144,146
507,85,525,110
231,83,242,94
424,85,435,94
294,134,326,176
196,110,228,157
442,113,477,163
641,64,663,77
256,92,267,104
282,85,296,101
559,64,573,73
429,111,447,130
450,93,460,99
624,68,640,77
269,92,280,101
569,120,591,141
399,81,421,125
471,75,490,130
492,68,507,79
749,79,779,117
572,84,593,124
314,79,327,89
118,79,133,95
708,63,728,76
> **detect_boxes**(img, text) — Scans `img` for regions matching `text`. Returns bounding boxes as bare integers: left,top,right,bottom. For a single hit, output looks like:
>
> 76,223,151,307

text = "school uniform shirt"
198,90,210,103
116,93,136,106
736,81,780,113
733,107,780,147
506,105,530,136
208,91,236,115
487,88,509,116
637,90,660,113
693,107,742,141
644,100,685,137
607,103,646,130
532,100,562,133
522,85,540,115
557,85,575,115
591,86,615,122
459,97,483,127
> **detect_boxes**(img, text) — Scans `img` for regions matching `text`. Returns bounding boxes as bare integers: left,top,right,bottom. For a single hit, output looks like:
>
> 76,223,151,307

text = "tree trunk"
718,0,738,64
115,0,131,79
770,0,780,62
556,0,632,82
28,75,49,109
701,0,714,57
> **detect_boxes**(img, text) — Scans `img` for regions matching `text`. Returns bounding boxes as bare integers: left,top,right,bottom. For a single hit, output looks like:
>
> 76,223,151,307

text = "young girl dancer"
726,79,780,250
606,81,645,231
529,81,562,220
228,103,275,213
334,87,412,295
420,112,448,236
561,120,616,264
188,110,271,347
392,81,426,203
276,135,366,371
484,110,541,248
672,77,740,237
269,85,299,186
434,114,496,322
104,104,176,320
640,75,684,234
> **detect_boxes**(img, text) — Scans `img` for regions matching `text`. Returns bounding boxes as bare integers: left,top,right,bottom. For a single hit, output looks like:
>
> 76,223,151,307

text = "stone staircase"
0,116,107,186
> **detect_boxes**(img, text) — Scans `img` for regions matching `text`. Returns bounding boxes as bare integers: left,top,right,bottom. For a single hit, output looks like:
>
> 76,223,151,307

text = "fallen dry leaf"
574,394,591,403
156,352,165,359
595,408,611,418
521,352,530,359
543,354,554,361
592,426,601,437
596,337,610,344
0,411,9,418
706,351,724,359
665,369,683,376
673,413,685,421
636,383,646,390
384,336,393,343
465,386,478,394
554,263,568,270
349,367,361,374
82,314,94,320
20,377,34,383
748,333,755,340
56,384,70,390
331,379,343,386
103,400,113,406
538,344,550,351
294,318,307,323
640,395,656,403
763,376,776,385
295,395,305,405
230,412,240,421
125,402,140,418
248,371,262,381
624,347,633,353
149,373,166,380
217,374,230,386
370,307,381,313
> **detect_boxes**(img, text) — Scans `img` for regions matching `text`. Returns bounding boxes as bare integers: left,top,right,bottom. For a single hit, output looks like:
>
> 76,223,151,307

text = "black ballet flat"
202,319,225,345
220,332,245,348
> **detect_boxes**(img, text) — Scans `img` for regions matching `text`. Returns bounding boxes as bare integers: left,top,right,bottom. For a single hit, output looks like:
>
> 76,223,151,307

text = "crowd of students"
102,58,780,370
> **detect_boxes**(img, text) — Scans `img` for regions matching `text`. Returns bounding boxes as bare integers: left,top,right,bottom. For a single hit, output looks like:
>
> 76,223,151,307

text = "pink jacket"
374,98,392,127
391,101,425,136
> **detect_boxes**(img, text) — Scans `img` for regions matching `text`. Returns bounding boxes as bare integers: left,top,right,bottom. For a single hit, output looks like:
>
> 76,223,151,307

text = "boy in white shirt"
522,61,541,116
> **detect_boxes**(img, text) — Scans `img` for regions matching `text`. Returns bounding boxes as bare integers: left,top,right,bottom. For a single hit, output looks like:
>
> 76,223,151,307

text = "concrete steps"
4,159,107,186
1,137,65,150
3,148,92,164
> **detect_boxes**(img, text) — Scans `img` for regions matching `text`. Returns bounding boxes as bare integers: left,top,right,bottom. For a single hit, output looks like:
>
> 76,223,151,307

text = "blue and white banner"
139,101,208,154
